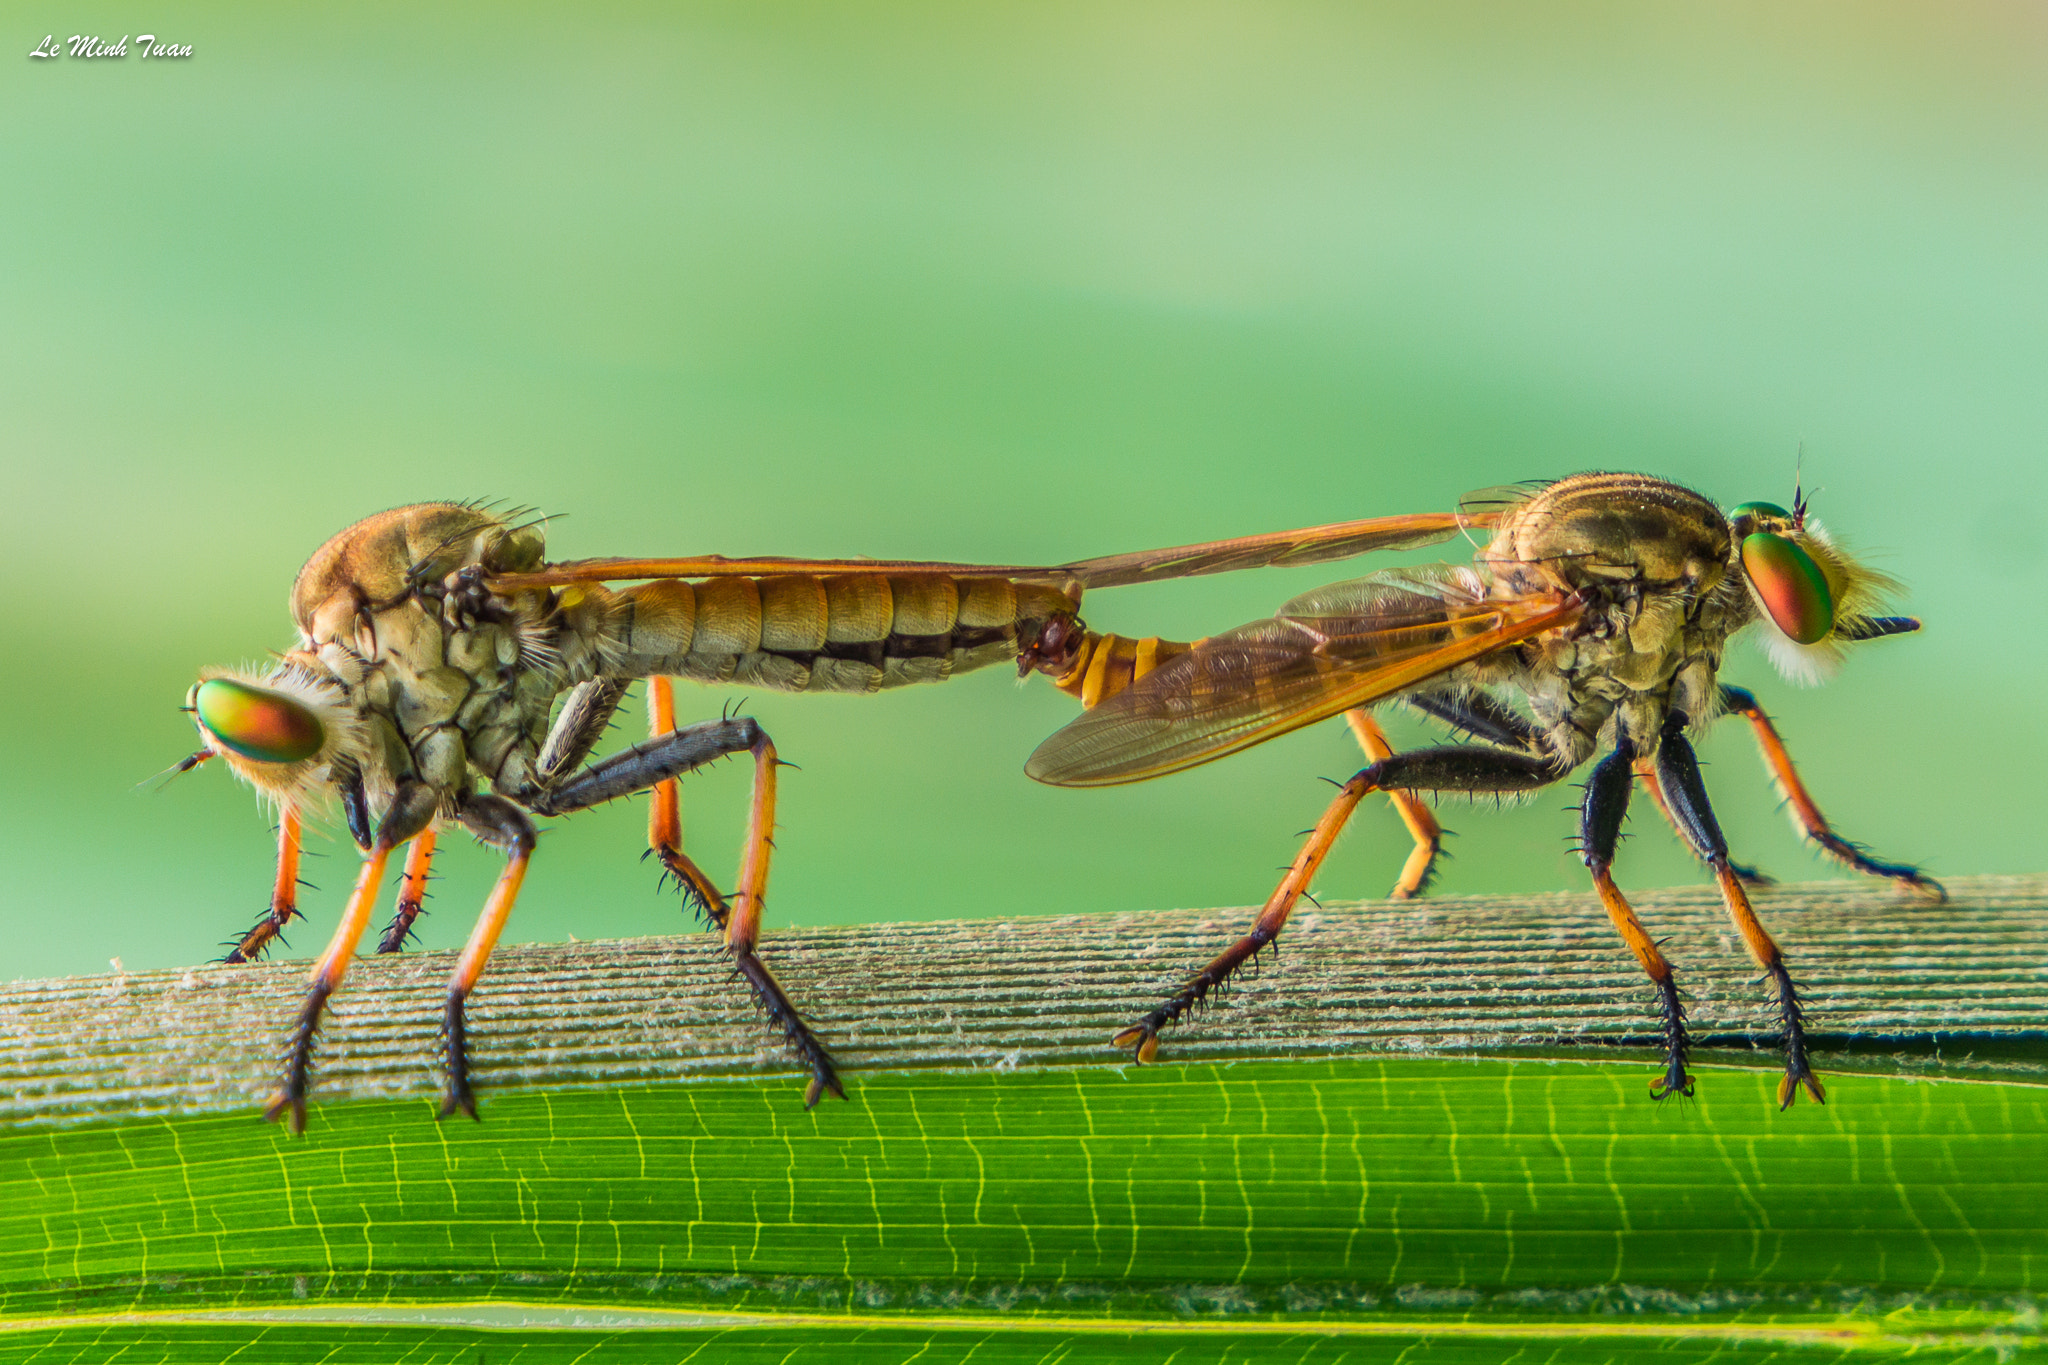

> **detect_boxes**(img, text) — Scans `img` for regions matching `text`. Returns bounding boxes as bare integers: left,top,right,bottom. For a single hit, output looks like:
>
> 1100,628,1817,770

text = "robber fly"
1023,472,1939,1109
178,500,1474,1129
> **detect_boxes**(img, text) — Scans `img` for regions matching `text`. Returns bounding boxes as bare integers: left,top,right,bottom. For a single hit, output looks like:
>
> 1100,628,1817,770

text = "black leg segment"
532,717,766,815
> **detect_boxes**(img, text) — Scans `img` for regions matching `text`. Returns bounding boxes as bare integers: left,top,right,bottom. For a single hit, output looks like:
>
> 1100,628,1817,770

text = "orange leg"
1116,771,1374,1061
648,676,732,929
1588,865,1694,1099
724,734,842,1107
222,806,304,964
1710,863,1823,1108
532,712,836,1107
266,785,437,1133
1720,685,1942,899
437,797,536,1121
376,824,439,953
1117,744,1564,1062
265,842,393,1133
1345,711,1444,898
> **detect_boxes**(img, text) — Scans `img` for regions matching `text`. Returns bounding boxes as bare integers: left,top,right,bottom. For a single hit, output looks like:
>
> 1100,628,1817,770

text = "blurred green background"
3,3,2042,983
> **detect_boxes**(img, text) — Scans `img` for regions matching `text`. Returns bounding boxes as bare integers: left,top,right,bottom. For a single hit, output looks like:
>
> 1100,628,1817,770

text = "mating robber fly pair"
176,472,1936,1129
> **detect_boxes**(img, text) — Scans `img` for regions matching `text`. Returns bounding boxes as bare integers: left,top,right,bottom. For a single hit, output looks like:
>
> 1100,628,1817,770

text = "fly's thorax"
295,582,579,819
290,502,546,634
1485,473,1731,600
1510,584,1739,773
603,573,1079,694
283,499,579,800
1479,474,1742,697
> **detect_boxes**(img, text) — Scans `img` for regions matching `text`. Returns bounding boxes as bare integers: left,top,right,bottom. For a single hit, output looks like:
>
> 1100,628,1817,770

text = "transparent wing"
1058,512,1492,589
1025,571,1581,787
490,507,1505,592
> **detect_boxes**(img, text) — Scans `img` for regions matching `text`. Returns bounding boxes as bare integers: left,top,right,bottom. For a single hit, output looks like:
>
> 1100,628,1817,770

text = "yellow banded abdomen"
610,575,1075,694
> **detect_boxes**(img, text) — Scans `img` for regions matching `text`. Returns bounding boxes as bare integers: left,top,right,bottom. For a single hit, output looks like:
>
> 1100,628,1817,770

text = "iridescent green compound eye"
1741,532,1835,644
194,678,325,763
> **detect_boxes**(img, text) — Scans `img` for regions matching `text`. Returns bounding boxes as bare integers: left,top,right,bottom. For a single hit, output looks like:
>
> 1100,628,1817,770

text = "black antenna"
1792,443,1809,526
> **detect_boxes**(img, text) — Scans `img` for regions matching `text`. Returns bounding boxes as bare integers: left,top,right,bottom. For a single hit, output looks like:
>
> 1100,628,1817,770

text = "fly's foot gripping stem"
1647,974,1695,1101
263,981,331,1134
538,710,835,1110
1583,742,1696,1101
1116,744,1563,1065
1111,930,1275,1064
1768,957,1826,1109
1590,862,1696,1103
1110,1022,1162,1064
264,785,434,1135
1649,716,1825,1107
731,952,844,1107
438,988,479,1121
719,730,844,1108
430,797,536,1123
1112,765,1383,1063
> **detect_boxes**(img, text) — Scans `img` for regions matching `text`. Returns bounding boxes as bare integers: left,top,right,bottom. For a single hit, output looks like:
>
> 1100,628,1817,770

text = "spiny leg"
1343,712,1443,899
1406,690,1547,755
266,781,438,1132
535,716,841,1107
1655,714,1821,1107
1350,689,1566,900
721,734,842,1107
223,806,304,964
437,795,535,1121
1582,744,1693,1100
376,824,439,954
647,676,731,930
1114,774,1365,1063
1115,745,1564,1062
1633,762,1771,887
1719,685,1943,899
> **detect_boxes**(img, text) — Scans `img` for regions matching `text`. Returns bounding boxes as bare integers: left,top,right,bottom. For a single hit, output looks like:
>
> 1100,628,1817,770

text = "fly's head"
1727,494,1912,685
184,654,368,813
1016,609,1089,681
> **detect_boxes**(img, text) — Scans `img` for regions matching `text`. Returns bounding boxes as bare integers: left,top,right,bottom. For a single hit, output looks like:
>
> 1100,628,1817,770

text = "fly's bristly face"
186,655,367,812
1727,495,1907,686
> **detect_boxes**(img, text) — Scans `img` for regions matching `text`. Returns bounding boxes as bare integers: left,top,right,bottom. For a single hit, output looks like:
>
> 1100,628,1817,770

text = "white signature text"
30,33,192,59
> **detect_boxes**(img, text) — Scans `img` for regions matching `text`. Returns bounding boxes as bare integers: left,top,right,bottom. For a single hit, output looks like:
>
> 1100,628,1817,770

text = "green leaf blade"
5,1058,2043,1332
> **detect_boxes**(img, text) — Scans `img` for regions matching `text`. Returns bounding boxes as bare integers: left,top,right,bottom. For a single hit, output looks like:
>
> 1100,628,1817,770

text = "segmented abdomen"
607,574,1078,692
